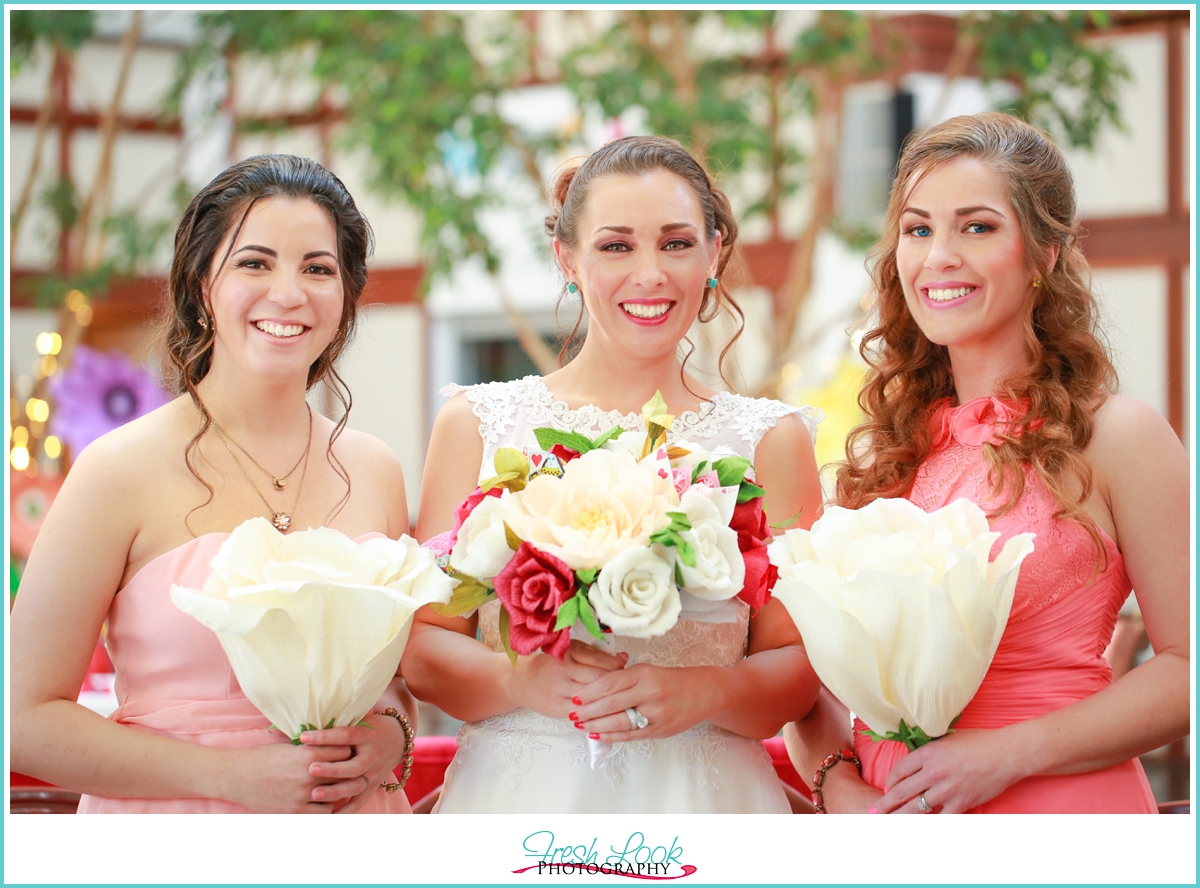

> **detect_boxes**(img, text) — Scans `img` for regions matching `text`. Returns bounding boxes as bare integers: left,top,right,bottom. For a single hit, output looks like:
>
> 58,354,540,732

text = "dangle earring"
567,282,578,295
198,311,209,330
706,277,719,289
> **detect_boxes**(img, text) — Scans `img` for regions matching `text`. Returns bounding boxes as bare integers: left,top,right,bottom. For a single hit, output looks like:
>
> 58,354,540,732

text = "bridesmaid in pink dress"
786,113,1189,813
11,155,413,813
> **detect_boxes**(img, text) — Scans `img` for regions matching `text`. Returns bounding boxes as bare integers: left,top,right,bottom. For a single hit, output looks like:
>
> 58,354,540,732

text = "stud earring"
706,277,719,289
198,312,209,330
1032,278,1041,289
567,282,578,295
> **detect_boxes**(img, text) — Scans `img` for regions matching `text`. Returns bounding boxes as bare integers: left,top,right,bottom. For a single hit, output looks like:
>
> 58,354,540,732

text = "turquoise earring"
706,277,719,289
567,282,578,294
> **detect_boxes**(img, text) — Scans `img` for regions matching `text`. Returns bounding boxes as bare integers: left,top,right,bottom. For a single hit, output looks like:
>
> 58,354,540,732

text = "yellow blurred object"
40,355,58,377
25,398,50,423
43,436,62,459
12,426,29,448
30,419,45,437
792,350,869,474
35,332,63,355
76,304,94,326
66,290,88,312
10,446,30,471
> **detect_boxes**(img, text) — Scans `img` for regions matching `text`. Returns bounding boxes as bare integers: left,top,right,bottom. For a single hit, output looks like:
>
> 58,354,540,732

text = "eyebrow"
593,222,699,235
902,205,1004,218
232,245,338,262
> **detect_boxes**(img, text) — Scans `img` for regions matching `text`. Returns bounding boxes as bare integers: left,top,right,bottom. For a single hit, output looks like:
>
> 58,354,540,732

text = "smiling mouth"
924,286,977,302
620,302,674,320
254,320,307,338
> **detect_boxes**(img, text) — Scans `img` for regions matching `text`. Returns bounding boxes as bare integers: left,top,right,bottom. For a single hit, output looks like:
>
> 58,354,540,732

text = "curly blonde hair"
837,113,1117,555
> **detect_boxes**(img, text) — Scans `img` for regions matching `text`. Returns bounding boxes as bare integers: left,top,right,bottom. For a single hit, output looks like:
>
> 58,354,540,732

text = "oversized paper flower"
503,448,678,570
170,518,454,740
49,344,171,455
769,497,1034,748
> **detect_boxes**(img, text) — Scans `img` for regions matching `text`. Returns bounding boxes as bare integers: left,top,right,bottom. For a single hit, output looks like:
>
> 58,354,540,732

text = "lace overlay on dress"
910,398,1121,623
441,376,822,483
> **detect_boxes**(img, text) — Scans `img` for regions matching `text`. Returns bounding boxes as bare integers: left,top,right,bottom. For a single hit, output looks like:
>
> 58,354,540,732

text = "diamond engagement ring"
917,793,932,813
625,707,649,730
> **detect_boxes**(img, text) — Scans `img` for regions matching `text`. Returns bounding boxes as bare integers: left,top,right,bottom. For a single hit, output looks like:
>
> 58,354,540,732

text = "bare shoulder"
1088,394,1187,494
756,408,816,461
331,423,405,484
433,390,483,434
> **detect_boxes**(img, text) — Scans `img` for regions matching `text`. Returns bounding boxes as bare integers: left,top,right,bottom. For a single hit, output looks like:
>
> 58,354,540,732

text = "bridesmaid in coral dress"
786,113,1189,813
12,155,413,813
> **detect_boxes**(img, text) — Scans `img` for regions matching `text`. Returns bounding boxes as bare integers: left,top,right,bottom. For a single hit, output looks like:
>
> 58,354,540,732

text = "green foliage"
10,10,94,73
969,11,1129,149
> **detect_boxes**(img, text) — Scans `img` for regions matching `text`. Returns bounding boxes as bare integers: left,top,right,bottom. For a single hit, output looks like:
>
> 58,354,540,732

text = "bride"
403,135,823,813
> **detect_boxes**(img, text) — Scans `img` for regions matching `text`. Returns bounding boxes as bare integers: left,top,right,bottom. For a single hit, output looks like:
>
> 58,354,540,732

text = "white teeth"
255,320,305,338
926,286,975,302
621,302,672,319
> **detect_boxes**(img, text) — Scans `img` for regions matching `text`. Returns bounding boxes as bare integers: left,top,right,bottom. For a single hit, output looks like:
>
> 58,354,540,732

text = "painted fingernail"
588,732,600,740
310,764,322,776
574,722,585,730
568,712,578,721
867,806,877,814
572,696,583,706
313,790,326,801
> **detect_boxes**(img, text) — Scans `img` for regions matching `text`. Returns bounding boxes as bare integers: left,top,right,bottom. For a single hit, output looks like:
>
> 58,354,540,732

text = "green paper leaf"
666,511,692,532
493,447,530,480
576,591,605,640
498,603,518,668
675,537,696,568
674,561,685,587
690,461,709,484
713,456,752,487
768,508,804,530
429,574,496,617
575,567,598,586
480,471,522,493
736,480,766,504
554,595,581,631
503,522,523,551
324,717,336,729
591,425,625,449
533,428,596,454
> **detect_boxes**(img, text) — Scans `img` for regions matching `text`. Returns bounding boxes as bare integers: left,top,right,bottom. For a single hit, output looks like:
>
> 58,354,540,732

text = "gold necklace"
208,417,312,533
209,406,312,490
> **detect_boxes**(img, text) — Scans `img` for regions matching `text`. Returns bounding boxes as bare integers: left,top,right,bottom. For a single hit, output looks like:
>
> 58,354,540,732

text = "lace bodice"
909,397,1129,623
441,375,822,482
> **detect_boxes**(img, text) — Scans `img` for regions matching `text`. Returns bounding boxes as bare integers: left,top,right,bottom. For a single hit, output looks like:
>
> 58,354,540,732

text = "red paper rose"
450,486,503,544
493,542,576,659
550,443,581,464
730,496,777,614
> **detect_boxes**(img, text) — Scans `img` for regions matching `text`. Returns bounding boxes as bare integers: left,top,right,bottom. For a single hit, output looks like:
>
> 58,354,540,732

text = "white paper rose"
449,494,512,580
170,517,454,740
503,448,678,570
769,497,1034,745
588,546,681,638
675,488,745,601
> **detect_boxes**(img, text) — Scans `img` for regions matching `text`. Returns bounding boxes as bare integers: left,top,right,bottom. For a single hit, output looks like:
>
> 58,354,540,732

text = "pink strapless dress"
853,397,1157,813
77,532,412,814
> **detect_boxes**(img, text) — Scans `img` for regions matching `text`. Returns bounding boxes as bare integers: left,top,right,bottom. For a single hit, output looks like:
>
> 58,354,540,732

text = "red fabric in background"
11,734,812,805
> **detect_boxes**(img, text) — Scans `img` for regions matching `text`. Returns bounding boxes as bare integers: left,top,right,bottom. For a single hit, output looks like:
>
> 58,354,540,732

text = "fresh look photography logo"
513,831,697,879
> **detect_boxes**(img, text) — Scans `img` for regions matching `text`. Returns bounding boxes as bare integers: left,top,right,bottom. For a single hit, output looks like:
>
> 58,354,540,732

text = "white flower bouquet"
170,517,454,741
433,392,775,662
769,497,1035,749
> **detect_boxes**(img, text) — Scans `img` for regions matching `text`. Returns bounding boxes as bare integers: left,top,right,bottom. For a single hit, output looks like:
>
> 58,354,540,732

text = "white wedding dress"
434,376,821,814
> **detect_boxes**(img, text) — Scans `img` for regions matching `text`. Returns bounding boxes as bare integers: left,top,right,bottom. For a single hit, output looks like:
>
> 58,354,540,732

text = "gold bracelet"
373,707,415,793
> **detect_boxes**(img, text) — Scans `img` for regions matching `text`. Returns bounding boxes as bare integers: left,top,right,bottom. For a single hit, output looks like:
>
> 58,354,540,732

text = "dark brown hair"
837,112,1117,557
162,154,374,528
545,136,744,386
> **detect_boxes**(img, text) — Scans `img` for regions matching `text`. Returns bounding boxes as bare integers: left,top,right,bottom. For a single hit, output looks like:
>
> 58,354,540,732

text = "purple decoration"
49,344,172,455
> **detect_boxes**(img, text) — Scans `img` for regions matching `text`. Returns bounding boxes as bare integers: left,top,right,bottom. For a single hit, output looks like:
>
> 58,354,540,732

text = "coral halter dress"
77,533,412,814
852,397,1157,813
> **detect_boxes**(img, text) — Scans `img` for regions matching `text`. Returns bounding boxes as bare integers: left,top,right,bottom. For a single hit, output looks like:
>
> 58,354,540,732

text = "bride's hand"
507,641,627,720
299,714,409,814
873,728,1023,814
572,664,722,742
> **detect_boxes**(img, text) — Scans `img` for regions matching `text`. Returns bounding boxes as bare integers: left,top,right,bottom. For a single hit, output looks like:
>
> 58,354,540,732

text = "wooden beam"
1076,213,1191,268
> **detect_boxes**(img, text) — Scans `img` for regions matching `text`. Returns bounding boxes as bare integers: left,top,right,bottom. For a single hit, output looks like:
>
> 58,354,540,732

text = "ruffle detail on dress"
931,396,1040,449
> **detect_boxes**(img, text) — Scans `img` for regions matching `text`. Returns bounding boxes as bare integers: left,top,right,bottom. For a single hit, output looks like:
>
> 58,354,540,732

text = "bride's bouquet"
769,497,1035,750
433,392,776,661
170,517,454,741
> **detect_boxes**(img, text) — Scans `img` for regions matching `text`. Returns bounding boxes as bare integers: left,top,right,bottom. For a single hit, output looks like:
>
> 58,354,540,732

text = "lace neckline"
932,396,1036,449
528,376,726,434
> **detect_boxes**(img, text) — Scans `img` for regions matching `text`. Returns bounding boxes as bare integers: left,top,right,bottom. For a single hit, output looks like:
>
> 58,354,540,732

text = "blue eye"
907,224,931,238
966,222,991,234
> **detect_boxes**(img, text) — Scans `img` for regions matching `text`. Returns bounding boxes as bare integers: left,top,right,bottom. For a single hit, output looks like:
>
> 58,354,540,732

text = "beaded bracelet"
811,749,862,814
373,707,415,793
